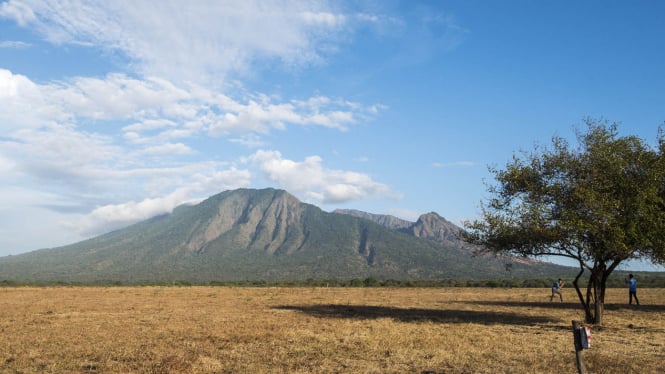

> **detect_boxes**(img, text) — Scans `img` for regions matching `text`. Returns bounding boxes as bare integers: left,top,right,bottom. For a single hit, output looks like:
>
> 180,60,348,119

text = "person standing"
626,274,640,305
550,278,564,302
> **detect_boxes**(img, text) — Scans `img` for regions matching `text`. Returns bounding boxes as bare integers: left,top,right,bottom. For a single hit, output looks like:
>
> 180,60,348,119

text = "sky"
1,1,664,270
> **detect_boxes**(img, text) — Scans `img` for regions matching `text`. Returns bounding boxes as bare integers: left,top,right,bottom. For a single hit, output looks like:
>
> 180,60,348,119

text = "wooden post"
572,320,587,374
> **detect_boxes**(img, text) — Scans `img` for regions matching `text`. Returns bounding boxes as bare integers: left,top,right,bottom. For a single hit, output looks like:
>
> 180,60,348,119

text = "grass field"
0,286,663,373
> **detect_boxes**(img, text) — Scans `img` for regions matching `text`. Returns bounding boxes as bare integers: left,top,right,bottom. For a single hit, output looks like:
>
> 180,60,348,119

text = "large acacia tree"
463,120,665,325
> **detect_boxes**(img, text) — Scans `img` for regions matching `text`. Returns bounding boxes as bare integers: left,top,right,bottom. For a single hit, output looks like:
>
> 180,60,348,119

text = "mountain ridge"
0,188,574,283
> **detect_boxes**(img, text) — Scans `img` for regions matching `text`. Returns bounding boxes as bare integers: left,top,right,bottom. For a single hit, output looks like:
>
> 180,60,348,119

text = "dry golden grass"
0,286,663,373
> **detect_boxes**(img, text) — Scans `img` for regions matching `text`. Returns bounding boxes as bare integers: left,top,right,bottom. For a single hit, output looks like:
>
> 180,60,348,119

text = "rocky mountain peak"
186,188,306,254
408,212,461,244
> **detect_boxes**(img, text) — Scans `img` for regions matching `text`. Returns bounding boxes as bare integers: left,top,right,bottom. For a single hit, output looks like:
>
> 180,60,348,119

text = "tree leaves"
463,119,665,324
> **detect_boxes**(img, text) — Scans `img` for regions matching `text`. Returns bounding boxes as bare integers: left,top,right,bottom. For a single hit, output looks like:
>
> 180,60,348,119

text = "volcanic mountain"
0,188,571,283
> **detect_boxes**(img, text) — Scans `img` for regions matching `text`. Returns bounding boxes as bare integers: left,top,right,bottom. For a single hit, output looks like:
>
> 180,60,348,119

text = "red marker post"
572,321,591,374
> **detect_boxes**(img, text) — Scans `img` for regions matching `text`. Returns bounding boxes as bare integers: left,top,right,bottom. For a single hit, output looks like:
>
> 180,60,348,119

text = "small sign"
580,326,592,349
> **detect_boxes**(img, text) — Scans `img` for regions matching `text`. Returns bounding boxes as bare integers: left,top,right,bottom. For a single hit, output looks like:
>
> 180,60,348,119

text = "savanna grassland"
0,286,663,373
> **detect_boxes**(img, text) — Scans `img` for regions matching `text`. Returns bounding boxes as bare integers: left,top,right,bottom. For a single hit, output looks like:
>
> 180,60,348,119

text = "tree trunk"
572,261,609,325
594,297,603,325
572,264,594,323
589,270,605,325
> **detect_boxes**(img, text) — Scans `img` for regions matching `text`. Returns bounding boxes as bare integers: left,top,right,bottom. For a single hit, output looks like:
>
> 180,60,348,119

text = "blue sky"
1,1,664,270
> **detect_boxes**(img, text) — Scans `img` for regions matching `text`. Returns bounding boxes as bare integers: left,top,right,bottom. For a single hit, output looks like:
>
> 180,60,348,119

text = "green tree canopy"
464,119,665,324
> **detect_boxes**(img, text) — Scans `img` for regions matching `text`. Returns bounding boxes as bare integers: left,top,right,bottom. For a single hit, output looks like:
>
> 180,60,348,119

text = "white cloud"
207,94,368,135
60,74,191,120
74,189,192,236
247,150,398,204
300,11,346,27
139,143,194,156
122,119,180,144
0,69,195,132
0,186,98,253
71,166,251,236
122,119,177,133
0,69,70,130
0,154,15,175
0,40,31,48
1,69,377,145
0,0,36,26
229,134,267,148
1,126,122,189
1,0,348,85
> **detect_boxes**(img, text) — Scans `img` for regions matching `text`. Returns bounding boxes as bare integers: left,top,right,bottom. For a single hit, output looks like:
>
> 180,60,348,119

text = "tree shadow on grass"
462,301,665,313
462,301,582,310
273,304,558,325
604,303,665,312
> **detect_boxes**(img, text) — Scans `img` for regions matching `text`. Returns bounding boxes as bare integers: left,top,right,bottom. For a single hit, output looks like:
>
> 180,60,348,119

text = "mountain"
335,209,546,266
335,210,464,247
0,188,572,284
407,212,463,245
333,209,412,230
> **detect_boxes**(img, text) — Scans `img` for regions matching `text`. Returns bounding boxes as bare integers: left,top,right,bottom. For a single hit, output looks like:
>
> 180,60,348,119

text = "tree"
463,119,665,325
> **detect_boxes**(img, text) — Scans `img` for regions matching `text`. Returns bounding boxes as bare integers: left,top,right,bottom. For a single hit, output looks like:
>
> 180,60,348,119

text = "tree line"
2,272,664,288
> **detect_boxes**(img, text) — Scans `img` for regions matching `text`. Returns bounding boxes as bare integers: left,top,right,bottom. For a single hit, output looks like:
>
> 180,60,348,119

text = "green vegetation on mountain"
0,188,574,284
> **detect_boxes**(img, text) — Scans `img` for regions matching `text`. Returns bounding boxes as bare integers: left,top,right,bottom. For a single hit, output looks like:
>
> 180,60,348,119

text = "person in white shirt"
550,278,564,302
